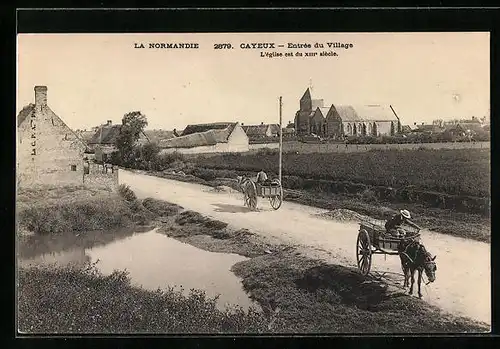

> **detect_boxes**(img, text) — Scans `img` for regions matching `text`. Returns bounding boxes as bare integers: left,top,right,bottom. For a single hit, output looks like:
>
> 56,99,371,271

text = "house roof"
160,123,237,149
417,124,443,132
76,130,97,143
325,104,398,122
88,124,150,145
350,105,398,122
242,124,280,136
88,125,123,144
242,124,269,136
17,104,35,126
144,130,177,143
334,105,359,121
269,124,280,134
182,122,235,136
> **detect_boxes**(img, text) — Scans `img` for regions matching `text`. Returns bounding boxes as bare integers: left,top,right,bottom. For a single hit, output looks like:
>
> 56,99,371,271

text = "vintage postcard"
16,32,490,334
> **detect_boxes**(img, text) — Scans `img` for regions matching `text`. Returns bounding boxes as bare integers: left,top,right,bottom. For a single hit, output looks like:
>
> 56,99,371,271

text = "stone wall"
247,140,490,154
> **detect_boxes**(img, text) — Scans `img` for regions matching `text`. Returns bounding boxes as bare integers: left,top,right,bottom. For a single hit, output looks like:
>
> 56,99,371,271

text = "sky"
17,32,490,131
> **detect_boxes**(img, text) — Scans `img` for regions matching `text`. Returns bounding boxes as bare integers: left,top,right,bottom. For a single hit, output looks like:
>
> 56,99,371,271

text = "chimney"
261,122,264,125
414,122,416,125
34,86,48,107
241,123,244,126
107,120,112,126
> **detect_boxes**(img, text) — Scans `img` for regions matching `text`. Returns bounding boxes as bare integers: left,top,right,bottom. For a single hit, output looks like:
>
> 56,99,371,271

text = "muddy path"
119,170,491,326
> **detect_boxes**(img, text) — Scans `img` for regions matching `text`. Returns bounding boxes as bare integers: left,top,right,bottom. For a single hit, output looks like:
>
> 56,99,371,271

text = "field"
194,148,490,198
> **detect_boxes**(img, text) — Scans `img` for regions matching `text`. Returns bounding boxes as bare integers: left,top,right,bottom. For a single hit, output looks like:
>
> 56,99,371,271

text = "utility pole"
279,96,283,184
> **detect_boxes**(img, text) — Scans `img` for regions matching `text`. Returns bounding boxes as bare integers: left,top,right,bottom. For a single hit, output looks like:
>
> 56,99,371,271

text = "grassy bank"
16,185,179,236
18,265,268,334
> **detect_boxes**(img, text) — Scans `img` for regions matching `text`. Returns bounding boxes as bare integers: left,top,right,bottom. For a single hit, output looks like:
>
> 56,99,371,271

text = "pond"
17,228,257,311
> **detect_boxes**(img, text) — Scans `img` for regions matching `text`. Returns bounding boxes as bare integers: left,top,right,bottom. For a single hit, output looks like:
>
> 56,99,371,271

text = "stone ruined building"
294,88,401,139
17,86,118,190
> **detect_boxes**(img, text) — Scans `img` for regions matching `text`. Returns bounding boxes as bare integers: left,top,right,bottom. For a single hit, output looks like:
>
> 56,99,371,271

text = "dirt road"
119,170,491,326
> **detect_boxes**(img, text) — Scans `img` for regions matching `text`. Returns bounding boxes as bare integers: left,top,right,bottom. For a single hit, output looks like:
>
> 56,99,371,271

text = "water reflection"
18,228,256,311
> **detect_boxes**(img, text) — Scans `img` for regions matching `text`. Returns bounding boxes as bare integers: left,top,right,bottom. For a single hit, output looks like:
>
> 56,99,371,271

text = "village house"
87,120,150,155
442,122,488,140
294,88,401,138
75,129,96,144
159,122,249,154
17,86,119,190
242,123,280,138
283,122,296,138
406,122,444,135
17,86,89,187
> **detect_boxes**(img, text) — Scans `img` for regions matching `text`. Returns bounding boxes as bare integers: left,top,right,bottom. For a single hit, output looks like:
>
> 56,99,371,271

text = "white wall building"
159,122,249,154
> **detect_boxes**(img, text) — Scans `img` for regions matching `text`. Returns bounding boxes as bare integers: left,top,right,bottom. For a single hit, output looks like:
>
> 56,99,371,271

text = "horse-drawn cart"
356,220,420,275
243,179,283,210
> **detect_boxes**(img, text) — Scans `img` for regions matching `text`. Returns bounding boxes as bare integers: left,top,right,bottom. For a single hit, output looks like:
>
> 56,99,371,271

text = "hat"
400,210,411,219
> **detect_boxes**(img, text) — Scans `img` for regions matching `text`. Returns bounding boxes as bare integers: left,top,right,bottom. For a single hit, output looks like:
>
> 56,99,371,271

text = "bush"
118,184,137,202
141,198,183,216
150,151,186,171
191,168,218,181
18,197,133,235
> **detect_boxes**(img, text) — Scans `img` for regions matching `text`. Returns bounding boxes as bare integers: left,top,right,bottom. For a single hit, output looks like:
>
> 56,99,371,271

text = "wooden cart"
356,220,420,275
243,179,283,210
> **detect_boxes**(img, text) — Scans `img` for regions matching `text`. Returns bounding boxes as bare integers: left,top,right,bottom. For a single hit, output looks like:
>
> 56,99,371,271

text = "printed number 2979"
214,43,232,49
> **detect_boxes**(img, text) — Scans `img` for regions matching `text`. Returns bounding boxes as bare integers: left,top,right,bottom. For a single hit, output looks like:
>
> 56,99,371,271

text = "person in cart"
256,169,271,185
385,209,421,238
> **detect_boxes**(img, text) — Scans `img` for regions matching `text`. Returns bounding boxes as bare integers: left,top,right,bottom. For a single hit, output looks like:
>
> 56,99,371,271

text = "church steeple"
300,88,312,112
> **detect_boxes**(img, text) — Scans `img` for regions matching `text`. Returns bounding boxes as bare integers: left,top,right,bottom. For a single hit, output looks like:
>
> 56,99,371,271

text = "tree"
115,111,148,166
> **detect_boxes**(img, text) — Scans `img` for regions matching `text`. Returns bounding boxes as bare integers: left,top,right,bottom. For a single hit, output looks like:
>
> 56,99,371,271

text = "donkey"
398,240,437,298
236,175,257,207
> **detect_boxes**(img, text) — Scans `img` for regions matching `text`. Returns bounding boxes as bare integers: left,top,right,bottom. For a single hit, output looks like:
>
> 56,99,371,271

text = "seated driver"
385,209,421,237
256,169,270,185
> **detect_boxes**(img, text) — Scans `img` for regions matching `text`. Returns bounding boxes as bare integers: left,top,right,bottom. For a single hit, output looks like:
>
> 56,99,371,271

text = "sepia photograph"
16,32,491,334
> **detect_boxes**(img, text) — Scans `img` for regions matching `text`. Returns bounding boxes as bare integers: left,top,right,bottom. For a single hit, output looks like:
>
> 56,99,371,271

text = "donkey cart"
243,179,284,211
356,220,420,275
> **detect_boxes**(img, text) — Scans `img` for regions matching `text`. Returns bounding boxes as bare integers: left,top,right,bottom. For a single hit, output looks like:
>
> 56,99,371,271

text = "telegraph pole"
279,96,283,183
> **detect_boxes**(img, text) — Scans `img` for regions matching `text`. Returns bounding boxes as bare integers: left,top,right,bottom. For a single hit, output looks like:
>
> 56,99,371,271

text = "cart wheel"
269,187,283,210
356,229,372,276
